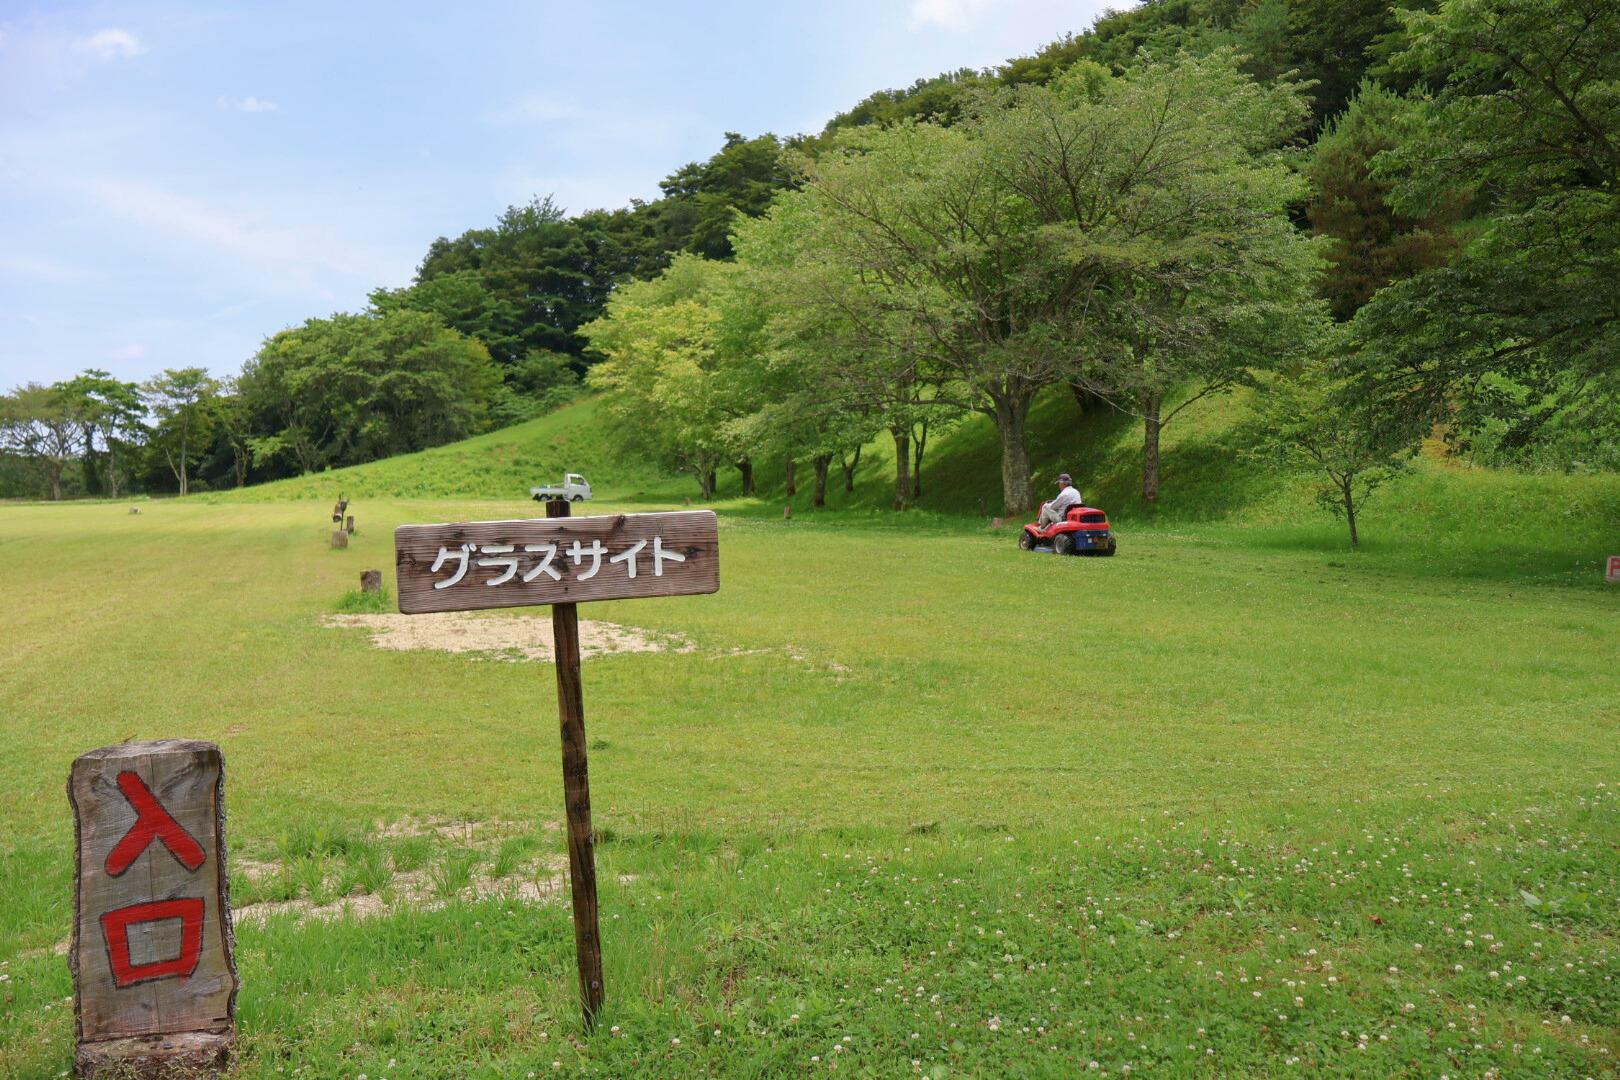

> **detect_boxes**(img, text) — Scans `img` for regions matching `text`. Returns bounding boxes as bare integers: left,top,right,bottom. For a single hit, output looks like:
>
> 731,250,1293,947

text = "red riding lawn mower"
1019,505,1118,557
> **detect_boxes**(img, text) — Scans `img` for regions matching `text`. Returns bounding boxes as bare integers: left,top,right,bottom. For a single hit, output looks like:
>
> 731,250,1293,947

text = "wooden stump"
330,530,348,549
783,505,792,520
360,569,382,593
345,516,355,535
69,741,237,1078
991,517,1005,529
76,1031,232,1079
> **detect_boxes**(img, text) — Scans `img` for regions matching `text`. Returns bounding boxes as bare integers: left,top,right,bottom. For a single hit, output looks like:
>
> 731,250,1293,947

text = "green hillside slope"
219,397,690,504
218,388,1619,583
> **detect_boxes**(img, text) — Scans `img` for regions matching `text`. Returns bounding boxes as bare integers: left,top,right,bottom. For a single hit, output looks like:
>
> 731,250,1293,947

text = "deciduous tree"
142,368,220,496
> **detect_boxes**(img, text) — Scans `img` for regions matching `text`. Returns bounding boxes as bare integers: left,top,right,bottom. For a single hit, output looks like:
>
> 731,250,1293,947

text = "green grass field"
2,482,1617,1077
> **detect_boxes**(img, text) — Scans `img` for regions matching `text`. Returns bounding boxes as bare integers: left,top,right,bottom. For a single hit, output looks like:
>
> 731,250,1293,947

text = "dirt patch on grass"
374,815,546,846
324,613,694,662
234,859,570,927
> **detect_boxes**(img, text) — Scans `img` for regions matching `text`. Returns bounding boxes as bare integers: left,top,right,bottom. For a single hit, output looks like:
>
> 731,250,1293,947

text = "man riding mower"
1019,473,1117,556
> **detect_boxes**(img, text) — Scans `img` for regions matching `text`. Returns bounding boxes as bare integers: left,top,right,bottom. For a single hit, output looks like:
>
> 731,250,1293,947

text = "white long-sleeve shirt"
1047,484,1083,516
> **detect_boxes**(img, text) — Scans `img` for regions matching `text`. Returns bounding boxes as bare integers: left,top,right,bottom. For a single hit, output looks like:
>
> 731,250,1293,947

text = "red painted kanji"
104,771,206,877
100,898,206,988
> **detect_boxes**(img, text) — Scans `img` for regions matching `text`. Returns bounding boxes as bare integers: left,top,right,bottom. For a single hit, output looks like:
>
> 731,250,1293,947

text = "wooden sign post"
395,506,719,1025
68,740,237,1078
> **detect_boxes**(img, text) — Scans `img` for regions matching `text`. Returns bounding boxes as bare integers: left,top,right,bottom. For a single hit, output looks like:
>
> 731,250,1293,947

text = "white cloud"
67,176,400,288
217,95,280,113
73,28,145,60
908,0,996,32
484,93,580,127
108,343,148,361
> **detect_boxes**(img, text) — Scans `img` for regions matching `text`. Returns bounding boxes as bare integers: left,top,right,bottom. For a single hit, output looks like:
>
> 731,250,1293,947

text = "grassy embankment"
1,390,1617,1076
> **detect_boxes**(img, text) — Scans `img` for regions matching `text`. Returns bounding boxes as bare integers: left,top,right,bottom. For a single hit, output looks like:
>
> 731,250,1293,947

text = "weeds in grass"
429,850,480,900
291,857,333,904
491,834,539,880
337,846,392,897
391,836,433,873
276,821,359,862
332,587,393,614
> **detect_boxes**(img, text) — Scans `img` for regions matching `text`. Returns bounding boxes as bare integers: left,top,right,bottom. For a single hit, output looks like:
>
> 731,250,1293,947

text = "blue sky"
0,1,1118,388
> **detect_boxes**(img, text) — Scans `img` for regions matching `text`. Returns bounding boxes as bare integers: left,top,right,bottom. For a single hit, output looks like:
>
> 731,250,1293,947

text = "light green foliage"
239,308,500,476
1248,365,1426,547
780,51,1321,513
1,498,1617,1074
583,256,746,497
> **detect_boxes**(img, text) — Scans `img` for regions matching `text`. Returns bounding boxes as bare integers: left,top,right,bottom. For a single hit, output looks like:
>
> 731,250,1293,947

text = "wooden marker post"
68,740,237,1078
545,498,603,1019
394,506,719,1026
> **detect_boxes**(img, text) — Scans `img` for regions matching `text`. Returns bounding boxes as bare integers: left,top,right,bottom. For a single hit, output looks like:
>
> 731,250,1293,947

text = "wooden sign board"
1608,555,1620,583
394,502,720,1027
69,740,237,1075
395,510,719,615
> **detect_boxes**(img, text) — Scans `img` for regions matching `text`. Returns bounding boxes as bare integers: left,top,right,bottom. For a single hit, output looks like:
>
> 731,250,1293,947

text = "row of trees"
1,311,502,498
587,53,1325,514
581,0,1620,544
7,0,1612,536
2,368,225,500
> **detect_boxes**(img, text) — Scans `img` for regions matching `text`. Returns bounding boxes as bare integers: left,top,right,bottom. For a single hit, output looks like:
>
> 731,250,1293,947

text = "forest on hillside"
5,0,1616,533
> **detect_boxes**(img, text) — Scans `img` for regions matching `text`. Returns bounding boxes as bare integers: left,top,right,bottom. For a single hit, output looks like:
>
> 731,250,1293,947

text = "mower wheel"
1053,533,1076,556
1018,530,1037,551
1099,541,1117,557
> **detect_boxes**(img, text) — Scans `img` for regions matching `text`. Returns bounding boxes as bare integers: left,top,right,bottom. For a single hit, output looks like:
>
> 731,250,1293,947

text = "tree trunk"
841,446,861,493
1343,480,1360,549
736,459,755,496
992,394,1035,515
912,419,928,500
785,459,796,497
177,430,190,497
49,469,63,501
1142,394,1162,504
105,448,122,499
699,469,715,500
812,454,831,508
891,428,911,510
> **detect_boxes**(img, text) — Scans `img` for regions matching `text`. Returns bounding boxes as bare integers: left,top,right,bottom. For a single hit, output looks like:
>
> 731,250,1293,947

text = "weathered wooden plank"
394,510,720,615
68,740,237,1064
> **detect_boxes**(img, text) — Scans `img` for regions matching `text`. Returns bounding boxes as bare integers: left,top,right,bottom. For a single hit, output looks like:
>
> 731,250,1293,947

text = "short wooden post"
360,569,381,593
545,497,604,1025
783,505,792,520
345,515,355,535
991,517,1004,529
329,530,348,549
69,740,237,1078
